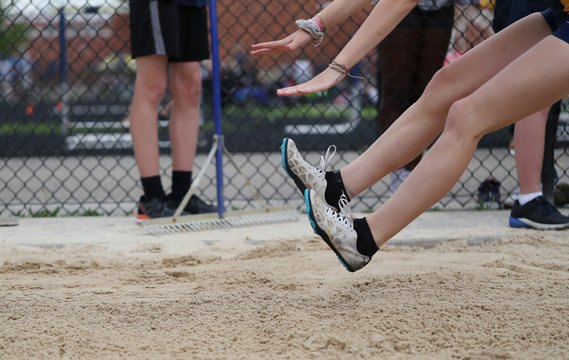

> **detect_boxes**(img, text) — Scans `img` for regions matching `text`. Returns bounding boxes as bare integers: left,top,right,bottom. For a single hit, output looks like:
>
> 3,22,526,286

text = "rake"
142,0,298,234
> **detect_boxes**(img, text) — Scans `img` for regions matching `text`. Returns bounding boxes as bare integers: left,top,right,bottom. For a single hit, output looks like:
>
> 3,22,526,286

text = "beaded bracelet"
328,60,364,79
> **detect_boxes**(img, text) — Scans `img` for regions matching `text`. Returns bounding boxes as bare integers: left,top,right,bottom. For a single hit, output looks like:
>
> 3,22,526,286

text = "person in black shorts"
376,0,454,192
128,0,216,220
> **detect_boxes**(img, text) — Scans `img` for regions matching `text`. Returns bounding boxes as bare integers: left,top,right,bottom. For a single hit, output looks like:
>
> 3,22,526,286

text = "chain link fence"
1,0,568,217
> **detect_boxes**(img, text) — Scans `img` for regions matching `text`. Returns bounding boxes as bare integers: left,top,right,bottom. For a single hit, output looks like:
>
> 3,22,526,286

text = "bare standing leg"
513,109,549,195
129,55,168,177
169,62,202,172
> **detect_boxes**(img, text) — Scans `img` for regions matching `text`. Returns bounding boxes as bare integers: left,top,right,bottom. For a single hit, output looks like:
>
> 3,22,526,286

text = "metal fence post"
542,101,561,203
209,0,225,218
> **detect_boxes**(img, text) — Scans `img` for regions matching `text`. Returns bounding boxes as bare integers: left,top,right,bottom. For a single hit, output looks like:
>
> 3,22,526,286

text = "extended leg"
368,32,569,245
341,14,553,196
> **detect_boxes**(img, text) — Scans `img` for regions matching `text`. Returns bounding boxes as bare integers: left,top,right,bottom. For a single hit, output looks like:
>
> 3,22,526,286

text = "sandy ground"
1,212,569,359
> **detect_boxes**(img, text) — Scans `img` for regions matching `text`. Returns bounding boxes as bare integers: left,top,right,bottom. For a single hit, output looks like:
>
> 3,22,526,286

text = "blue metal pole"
208,0,225,217
59,8,67,89
58,7,70,134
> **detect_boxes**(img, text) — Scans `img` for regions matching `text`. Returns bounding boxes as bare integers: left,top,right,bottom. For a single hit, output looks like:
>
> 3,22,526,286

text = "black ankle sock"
354,218,379,257
324,170,349,207
171,171,192,201
141,175,165,200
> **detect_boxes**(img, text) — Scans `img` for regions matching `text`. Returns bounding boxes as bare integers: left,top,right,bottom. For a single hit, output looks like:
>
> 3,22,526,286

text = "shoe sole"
135,214,149,224
305,189,355,272
281,138,309,196
509,216,569,230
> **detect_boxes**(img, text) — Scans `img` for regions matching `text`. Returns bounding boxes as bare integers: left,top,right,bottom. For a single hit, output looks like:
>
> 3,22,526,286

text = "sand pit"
1,213,569,359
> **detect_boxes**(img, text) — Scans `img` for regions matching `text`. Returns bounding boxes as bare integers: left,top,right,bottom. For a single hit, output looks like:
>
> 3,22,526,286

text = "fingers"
250,40,285,50
277,83,322,96
250,47,280,56
250,41,291,56
251,31,312,56
250,46,292,56
276,86,305,97
276,68,346,97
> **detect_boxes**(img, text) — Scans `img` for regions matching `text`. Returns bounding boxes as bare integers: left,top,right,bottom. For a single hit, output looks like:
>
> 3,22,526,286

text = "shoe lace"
326,194,354,228
318,145,336,173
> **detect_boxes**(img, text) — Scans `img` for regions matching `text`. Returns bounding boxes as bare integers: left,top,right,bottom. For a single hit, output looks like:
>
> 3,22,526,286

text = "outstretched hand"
250,30,313,56
276,67,346,97
251,29,347,97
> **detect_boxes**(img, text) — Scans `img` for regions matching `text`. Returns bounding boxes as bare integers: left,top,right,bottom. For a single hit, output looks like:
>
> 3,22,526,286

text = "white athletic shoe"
281,138,338,210
305,189,371,272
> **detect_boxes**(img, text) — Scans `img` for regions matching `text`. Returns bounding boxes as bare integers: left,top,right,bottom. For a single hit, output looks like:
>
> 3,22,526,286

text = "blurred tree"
0,0,30,59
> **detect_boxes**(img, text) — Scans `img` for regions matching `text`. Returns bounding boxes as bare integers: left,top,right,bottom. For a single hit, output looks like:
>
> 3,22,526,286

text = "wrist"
312,13,327,33
295,12,327,46
328,59,364,79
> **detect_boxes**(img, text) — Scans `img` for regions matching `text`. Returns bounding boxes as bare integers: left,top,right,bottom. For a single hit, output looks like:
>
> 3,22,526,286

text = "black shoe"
553,183,569,207
167,194,217,215
136,196,181,221
477,176,502,209
509,196,569,230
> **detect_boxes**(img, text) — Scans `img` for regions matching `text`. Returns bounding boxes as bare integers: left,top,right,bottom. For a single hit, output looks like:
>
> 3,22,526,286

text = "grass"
475,197,502,211
20,207,61,218
13,207,104,218
0,104,379,136
73,209,103,217
223,103,378,122
0,123,62,136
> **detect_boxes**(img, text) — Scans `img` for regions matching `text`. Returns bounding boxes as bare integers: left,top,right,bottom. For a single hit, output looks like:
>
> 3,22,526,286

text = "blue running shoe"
509,196,569,230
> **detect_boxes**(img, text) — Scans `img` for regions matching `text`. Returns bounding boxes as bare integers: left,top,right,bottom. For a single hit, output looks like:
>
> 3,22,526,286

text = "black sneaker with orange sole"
136,196,183,222
167,194,217,215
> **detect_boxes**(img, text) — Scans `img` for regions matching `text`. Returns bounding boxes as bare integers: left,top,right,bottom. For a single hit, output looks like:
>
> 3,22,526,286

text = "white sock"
518,192,542,205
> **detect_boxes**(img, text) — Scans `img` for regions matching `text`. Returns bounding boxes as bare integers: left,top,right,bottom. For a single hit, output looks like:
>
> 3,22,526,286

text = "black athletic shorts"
542,7,569,43
130,0,210,62
493,0,549,33
397,6,455,32
542,0,569,43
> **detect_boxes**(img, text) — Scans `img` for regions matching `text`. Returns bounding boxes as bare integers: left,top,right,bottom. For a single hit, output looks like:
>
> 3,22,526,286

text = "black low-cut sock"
354,218,379,257
171,171,192,202
141,175,165,200
324,170,349,207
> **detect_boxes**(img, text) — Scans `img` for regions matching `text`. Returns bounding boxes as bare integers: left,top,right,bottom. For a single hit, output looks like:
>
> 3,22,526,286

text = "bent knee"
423,67,453,97
419,67,464,116
444,99,485,143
